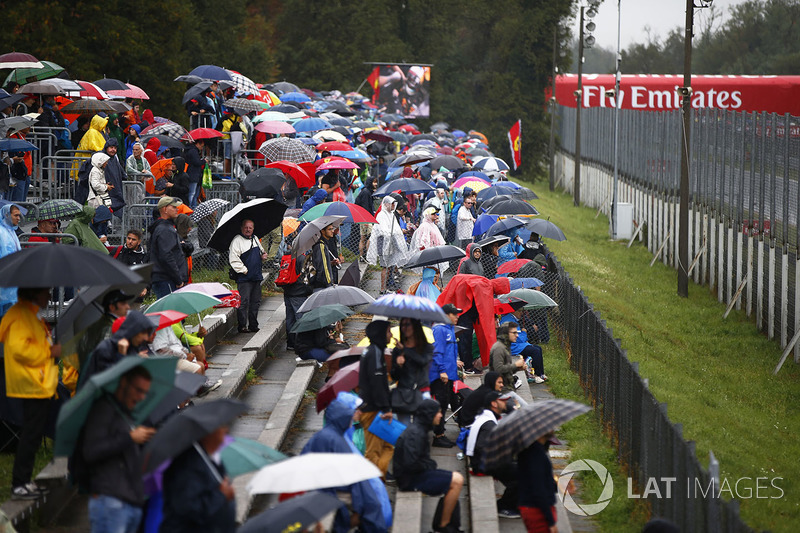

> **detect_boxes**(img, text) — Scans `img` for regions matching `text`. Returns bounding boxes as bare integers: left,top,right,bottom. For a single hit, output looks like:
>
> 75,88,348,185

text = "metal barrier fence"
545,253,752,532
554,104,800,361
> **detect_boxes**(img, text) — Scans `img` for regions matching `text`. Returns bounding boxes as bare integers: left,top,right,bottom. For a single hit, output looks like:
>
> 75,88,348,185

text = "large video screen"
369,65,431,118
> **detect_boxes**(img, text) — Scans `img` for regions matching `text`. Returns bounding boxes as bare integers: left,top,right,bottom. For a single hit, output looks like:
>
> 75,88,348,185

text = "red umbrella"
497,258,532,275
254,121,295,135
299,162,316,186
265,161,314,188
452,380,471,394
399,124,420,134
318,159,358,171
315,361,359,412
364,130,393,143
316,141,351,152
0,52,43,69
182,128,224,142
493,296,527,315
146,310,188,331
74,80,109,99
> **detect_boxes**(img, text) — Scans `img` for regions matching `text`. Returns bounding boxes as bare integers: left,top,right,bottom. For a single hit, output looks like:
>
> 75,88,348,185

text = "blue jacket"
499,313,530,356
497,229,524,267
430,323,459,382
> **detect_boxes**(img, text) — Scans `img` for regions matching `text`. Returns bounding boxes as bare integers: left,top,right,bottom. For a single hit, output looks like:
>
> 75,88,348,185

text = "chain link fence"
554,104,800,360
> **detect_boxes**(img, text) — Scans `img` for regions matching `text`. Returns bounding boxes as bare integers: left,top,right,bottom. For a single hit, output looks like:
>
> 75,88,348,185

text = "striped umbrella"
224,98,264,113
226,70,259,96
258,137,316,164
472,156,510,172
299,201,377,224
141,122,187,140
37,199,83,220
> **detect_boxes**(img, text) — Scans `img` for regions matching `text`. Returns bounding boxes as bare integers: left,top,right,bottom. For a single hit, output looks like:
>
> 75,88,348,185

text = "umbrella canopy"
146,310,188,331
279,91,311,103
365,293,450,323
291,215,347,258
4,61,65,85
291,304,353,333
0,138,38,153
312,130,348,143
472,213,499,237
270,103,301,113
485,217,527,238
182,81,212,105
54,356,178,456
19,79,82,94
0,245,143,288
332,148,372,163
477,186,519,203
73,80,110,100
506,288,558,310
93,78,128,91
142,399,248,474
325,346,365,363
190,198,229,222
404,245,465,269
479,194,517,212
60,99,125,114
473,156,510,172
485,199,539,216
271,81,301,94
494,296,527,315
188,65,233,81
226,71,259,96
316,141,352,152
239,491,344,533
318,159,358,171
223,98,263,113
373,178,434,197
429,155,466,171
293,117,331,133
240,167,287,200
107,83,150,100
254,121,296,135
175,282,232,299
208,198,287,253
141,122,187,140
297,285,374,313
364,130,393,143
253,111,302,123
182,127,223,142
390,152,434,167
299,201,376,225
453,175,490,189
145,371,207,426
248,453,381,494
483,399,590,471
147,290,222,315
140,134,183,150
315,361,359,412
264,161,314,188
259,137,317,164
497,258,532,275
220,436,287,479
525,219,567,241
0,52,43,69
339,261,361,287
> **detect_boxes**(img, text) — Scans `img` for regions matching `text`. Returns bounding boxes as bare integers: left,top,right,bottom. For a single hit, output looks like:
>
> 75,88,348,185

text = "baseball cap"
157,196,182,210
441,303,463,315
484,390,513,407
102,289,134,308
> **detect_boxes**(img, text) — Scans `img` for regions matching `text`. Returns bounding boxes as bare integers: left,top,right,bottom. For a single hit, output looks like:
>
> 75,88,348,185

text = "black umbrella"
240,167,286,200
207,198,287,253
390,152,434,167
525,219,567,241
142,399,248,474
485,198,539,216
174,74,206,84
364,130,393,143
140,134,184,150
429,155,466,171
182,81,212,105
339,261,361,287
239,492,344,533
0,246,143,288
479,194,517,212
270,103,300,113
477,187,519,203
405,245,466,269
93,78,129,91
145,372,207,427
373,178,434,197
271,81,301,94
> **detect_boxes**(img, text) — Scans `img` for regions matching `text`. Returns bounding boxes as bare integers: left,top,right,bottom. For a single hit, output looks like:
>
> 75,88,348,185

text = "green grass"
0,439,54,499
521,177,800,532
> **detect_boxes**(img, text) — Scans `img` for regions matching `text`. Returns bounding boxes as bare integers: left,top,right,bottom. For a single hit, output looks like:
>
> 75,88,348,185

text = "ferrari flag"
367,67,381,103
508,119,521,170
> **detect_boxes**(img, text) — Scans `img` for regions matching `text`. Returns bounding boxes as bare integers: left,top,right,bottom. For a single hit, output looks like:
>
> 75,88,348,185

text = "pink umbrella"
453,175,490,189
108,83,150,100
255,121,296,135
318,159,358,171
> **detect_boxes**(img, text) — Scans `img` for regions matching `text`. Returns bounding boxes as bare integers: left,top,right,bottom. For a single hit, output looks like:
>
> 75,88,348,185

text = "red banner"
508,119,521,170
551,74,800,116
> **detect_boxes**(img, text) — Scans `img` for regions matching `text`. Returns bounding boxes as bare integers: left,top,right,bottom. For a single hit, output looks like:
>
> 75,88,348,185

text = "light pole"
611,0,621,238
574,0,599,208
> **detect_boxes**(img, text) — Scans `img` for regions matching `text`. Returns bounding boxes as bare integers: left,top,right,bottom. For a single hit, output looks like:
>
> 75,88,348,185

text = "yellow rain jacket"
0,301,58,399
357,325,434,350
78,115,109,153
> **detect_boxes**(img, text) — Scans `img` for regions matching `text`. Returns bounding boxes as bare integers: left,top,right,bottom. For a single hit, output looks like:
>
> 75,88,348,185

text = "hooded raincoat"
77,115,108,153
0,298,57,399
64,205,109,253
0,204,21,313
102,138,127,212
408,267,441,303
457,242,483,276
86,152,112,209
367,196,409,267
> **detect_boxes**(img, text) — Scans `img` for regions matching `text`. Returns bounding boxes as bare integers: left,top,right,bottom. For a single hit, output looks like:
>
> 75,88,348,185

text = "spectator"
0,204,21,316
358,320,394,477
518,232,549,266
391,318,432,429
517,431,559,533
150,323,221,397
393,399,464,533
124,125,141,159
123,100,141,130
183,139,205,208
500,309,547,384
465,390,520,518
0,287,61,499
457,243,483,276
7,129,32,201
354,176,376,261
175,213,195,283
423,184,448,234
102,138,128,217
407,266,441,303
169,157,191,205
457,371,503,427
71,116,90,150
299,189,327,218
64,206,109,253
497,229,524,268
78,365,155,532
490,321,525,394
90,205,113,244
228,219,266,333
29,217,61,243
86,152,113,210
143,137,161,167
367,195,409,294
311,222,341,291
77,114,108,153
112,229,149,266
430,304,464,443
295,322,349,365
410,207,446,253
148,196,188,299
172,320,208,370
107,114,126,163
282,251,312,351
125,142,152,180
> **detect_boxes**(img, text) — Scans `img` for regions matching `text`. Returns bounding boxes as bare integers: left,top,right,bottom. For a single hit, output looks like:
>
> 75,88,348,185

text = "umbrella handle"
193,442,224,484
445,405,462,423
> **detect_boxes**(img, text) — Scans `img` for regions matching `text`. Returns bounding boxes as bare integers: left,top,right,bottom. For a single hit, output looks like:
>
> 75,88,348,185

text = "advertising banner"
367,64,431,118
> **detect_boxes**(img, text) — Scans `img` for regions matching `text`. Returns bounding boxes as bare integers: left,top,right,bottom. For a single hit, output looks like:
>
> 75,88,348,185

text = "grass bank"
525,179,800,532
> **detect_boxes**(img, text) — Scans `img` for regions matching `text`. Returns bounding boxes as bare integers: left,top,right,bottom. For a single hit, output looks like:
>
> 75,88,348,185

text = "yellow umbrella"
282,217,300,237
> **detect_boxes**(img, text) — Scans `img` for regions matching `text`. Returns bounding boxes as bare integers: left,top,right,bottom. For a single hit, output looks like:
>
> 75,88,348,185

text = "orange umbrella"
151,158,174,181
282,217,301,237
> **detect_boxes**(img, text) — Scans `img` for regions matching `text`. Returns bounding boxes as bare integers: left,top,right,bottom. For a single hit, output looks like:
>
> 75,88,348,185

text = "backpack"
73,159,93,205
275,253,312,286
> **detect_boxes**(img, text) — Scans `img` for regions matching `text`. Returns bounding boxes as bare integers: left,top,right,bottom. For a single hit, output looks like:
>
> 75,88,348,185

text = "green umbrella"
38,199,83,220
221,436,287,478
4,61,66,86
507,288,558,310
291,304,353,333
146,290,221,315
54,356,178,456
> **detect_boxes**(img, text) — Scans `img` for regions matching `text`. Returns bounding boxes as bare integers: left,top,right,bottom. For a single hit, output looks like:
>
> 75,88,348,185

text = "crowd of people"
0,58,567,533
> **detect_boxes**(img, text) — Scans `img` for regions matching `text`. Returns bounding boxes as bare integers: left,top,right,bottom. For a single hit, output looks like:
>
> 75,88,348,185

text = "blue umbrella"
365,293,450,323
493,181,521,190
472,213,499,236
486,217,526,238
332,148,372,162
373,178,434,197
297,137,319,145
293,117,331,133
452,129,467,138
0,138,38,152
280,91,311,103
188,64,232,81
458,170,491,181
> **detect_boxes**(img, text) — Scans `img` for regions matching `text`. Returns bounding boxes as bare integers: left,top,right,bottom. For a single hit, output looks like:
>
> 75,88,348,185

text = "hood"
91,152,111,169
116,310,155,340
463,187,473,198
142,109,154,124
466,242,480,261
145,137,161,152
365,320,391,349
415,399,441,427
324,399,355,434
311,189,327,203
104,137,118,150
482,371,501,389
130,124,142,135
422,267,436,282
496,322,515,344
172,156,186,172
90,114,108,132
76,205,96,223
0,204,19,230
365,177,376,191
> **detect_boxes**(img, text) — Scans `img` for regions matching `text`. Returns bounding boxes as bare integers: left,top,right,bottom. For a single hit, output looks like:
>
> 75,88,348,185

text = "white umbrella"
247,453,381,494
297,285,374,313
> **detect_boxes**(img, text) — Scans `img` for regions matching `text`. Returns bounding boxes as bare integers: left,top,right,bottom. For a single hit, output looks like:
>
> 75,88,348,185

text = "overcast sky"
582,0,749,51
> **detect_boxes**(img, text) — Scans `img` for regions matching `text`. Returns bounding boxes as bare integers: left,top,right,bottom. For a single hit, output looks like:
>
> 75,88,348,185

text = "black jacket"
183,144,204,185
160,446,235,533
148,217,188,285
358,321,392,413
169,156,191,204
458,371,501,427
310,237,335,290
294,327,334,358
81,395,146,506
355,179,376,215
393,399,441,490
102,140,127,211
517,441,557,525
115,244,149,266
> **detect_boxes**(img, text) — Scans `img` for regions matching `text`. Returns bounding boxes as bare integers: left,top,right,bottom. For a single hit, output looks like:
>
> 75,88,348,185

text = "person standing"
102,138,127,217
183,139,206,208
79,365,155,532
430,304,464,445
148,197,188,299
0,287,61,499
358,320,395,477
391,318,432,430
355,176,376,261
517,431,559,533
309,223,339,291
456,196,476,249
0,204,21,316
229,219,266,333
